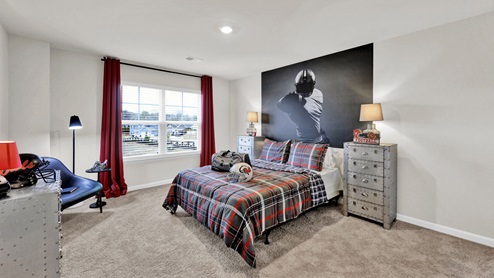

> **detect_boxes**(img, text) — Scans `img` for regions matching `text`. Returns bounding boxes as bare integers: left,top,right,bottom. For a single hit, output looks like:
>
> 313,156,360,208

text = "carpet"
60,184,494,277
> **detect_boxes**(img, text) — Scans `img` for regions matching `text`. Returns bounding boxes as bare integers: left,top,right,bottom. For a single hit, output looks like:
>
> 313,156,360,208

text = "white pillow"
323,147,344,174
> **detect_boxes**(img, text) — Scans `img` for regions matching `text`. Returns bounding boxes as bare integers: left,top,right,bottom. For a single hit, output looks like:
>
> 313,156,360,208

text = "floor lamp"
69,115,82,174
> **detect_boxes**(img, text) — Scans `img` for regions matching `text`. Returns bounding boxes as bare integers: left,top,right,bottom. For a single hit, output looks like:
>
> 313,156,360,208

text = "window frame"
121,81,201,163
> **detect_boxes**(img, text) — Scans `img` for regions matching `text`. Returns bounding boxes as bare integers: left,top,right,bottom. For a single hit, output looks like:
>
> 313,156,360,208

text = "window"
121,84,200,158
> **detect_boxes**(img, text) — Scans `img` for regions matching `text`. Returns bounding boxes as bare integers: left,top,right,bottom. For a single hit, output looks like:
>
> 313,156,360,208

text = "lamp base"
246,123,257,136
363,123,380,135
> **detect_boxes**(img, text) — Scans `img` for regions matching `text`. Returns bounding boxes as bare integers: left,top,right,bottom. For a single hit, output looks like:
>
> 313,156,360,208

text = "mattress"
316,166,344,200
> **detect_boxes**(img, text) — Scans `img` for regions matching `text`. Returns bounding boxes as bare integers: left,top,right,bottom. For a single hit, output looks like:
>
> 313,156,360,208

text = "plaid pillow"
287,142,329,171
259,139,291,163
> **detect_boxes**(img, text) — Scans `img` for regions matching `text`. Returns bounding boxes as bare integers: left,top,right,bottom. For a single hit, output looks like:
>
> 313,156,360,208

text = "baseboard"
397,214,494,248
127,179,173,192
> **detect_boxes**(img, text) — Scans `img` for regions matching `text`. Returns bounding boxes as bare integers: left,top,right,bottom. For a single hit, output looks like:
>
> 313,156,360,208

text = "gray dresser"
0,171,61,277
343,142,397,229
237,135,265,159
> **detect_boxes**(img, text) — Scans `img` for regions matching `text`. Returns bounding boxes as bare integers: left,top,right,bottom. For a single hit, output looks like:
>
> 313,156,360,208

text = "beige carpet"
60,185,494,278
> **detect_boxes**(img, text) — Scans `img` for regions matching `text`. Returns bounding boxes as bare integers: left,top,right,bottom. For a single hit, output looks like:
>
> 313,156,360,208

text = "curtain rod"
100,58,202,78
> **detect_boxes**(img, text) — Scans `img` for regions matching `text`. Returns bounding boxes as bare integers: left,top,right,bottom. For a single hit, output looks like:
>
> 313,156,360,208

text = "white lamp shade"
246,111,258,123
360,104,383,121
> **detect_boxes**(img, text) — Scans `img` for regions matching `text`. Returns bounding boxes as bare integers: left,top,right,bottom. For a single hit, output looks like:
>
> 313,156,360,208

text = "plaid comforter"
162,159,328,267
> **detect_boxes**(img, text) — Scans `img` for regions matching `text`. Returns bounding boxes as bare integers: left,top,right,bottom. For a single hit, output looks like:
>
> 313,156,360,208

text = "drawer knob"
361,206,369,211
361,192,368,197
362,165,368,169
362,152,368,156
352,175,357,179
362,179,369,183
352,188,357,193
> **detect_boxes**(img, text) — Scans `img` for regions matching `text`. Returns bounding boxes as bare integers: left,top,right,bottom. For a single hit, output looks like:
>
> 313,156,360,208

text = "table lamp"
0,141,22,196
246,111,258,136
0,141,22,176
69,115,83,174
360,103,383,136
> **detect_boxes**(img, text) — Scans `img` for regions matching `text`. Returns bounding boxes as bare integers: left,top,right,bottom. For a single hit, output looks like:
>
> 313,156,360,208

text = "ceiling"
1,0,493,80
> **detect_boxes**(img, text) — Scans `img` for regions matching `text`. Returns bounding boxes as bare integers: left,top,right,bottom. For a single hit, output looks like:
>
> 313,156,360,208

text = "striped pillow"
259,139,291,163
287,142,329,171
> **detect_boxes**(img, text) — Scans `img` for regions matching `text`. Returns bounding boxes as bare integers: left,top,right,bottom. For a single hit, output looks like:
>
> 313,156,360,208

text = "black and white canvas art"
261,44,373,148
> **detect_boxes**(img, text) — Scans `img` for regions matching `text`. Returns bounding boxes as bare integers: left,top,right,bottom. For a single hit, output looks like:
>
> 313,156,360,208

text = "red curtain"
200,76,216,166
99,58,127,198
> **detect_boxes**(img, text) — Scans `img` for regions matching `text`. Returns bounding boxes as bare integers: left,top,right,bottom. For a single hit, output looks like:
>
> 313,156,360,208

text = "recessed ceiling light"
185,56,204,62
220,26,233,34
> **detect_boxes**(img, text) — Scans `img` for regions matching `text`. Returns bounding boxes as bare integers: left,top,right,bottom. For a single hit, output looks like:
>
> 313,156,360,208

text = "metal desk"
0,171,61,278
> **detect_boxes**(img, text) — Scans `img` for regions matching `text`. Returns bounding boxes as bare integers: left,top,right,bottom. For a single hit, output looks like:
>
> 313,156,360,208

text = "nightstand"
237,135,265,159
343,142,397,229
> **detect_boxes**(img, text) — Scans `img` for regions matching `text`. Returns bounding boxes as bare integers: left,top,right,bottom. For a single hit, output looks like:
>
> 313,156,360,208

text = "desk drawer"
348,145,384,162
348,198,383,221
348,185,383,205
348,159,383,177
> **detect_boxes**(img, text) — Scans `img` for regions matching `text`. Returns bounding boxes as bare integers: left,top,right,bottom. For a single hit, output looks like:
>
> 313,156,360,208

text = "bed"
162,140,343,267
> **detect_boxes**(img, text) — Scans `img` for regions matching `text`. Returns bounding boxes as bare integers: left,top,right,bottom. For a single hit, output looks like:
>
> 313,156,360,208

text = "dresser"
0,171,62,277
237,135,265,159
343,142,397,229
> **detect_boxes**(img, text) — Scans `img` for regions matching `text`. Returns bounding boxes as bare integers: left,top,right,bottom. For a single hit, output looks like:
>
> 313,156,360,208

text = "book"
61,187,77,194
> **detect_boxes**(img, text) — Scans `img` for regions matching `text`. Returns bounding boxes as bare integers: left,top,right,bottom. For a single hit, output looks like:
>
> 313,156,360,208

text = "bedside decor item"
69,115,83,173
355,103,383,145
246,111,258,136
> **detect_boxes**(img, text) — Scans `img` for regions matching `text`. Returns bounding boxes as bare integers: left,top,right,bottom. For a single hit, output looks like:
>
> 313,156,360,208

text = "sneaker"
88,160,108,172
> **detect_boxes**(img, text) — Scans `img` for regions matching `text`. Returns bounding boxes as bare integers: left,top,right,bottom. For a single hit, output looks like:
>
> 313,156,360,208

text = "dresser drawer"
238,136,253,146
348,185,383,205
238,145,252,155
348,145,384,162
347,171,384,191
348,198,383,221
348,159,384,177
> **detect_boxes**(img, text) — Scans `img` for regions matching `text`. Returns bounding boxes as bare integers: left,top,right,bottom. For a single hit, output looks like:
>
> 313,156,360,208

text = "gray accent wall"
230,11,494,244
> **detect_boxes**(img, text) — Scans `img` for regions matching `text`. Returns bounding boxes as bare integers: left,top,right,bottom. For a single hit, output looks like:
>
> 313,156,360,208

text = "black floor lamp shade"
69,115,82,173
69,115,82,129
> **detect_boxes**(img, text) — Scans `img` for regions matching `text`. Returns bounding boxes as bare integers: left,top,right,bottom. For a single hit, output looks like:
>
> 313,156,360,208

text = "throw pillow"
287,142,328,171
259,139,291,163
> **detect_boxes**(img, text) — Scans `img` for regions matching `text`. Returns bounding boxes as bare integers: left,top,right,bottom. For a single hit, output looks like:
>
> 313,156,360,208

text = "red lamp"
0,141,22,176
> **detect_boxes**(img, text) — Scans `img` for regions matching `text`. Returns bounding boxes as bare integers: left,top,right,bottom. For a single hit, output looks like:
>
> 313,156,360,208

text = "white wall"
121,66,231,187
0,22,8,138
229,74,262,150
50,48,103,177
8,36,50,155
230,12,494,244
5,39,230,188
374,12,494,240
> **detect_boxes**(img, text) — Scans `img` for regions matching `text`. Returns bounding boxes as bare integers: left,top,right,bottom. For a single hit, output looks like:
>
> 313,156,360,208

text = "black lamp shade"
69,115,82,129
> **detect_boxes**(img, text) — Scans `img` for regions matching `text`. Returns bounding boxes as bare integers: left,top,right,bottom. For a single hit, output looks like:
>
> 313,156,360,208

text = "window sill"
123,150,200,164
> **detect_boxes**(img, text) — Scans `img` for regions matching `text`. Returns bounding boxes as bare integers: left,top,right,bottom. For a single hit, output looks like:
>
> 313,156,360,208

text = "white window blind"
122,85,200,158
